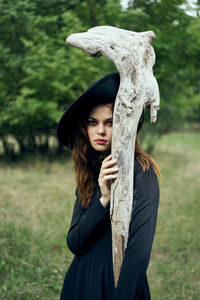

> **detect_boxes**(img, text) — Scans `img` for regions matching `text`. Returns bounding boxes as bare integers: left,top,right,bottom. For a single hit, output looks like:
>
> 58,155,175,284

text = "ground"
0,131,199,300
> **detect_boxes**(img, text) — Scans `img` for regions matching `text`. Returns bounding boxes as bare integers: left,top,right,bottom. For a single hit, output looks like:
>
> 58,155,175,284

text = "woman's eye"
106,121,113,126
88,120,97,126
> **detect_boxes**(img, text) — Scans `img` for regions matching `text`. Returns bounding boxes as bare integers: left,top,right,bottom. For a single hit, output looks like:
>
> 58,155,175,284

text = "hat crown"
57,73,144,148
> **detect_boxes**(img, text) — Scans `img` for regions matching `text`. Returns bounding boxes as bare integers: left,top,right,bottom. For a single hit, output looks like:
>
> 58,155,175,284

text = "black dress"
60,159,159,300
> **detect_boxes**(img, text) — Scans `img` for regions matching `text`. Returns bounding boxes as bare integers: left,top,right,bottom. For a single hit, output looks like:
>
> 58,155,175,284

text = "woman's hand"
98,154,118,208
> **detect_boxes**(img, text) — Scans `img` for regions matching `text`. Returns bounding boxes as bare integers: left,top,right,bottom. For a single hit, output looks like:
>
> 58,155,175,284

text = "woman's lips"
95,139,107,145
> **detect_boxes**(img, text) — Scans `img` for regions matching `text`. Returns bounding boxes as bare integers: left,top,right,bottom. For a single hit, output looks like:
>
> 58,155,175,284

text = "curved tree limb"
66,25,160,286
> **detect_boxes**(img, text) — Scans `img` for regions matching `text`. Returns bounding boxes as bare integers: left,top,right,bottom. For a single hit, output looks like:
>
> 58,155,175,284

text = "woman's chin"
93,145,110,152
92,144,111,153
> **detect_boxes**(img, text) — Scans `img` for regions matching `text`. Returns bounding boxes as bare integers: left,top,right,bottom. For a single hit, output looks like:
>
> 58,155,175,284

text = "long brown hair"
73,119,161,208
135,139,161,178
72,120,100,208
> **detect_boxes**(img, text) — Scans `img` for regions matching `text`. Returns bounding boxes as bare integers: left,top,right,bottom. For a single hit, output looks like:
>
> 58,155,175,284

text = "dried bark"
66,25,160,286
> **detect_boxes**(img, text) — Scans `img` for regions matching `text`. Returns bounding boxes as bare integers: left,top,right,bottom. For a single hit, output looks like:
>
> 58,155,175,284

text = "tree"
0,0,199,155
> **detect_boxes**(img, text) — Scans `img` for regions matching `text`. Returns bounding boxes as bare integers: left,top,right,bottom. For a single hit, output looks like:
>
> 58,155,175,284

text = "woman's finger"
102,154,112,163
102,159,117,169
103,174,118,181
102,167,119,175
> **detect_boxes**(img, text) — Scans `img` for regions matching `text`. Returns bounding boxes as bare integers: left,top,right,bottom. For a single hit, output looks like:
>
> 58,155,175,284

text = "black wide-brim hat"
57,73,145,149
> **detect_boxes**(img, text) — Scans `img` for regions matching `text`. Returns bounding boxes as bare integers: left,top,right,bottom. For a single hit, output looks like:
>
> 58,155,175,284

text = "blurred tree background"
0,2,200,299
0,0,199,156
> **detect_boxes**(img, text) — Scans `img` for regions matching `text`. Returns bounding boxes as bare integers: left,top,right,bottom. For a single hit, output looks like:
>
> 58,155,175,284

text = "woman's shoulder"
134,157,158,184
133,158,160,205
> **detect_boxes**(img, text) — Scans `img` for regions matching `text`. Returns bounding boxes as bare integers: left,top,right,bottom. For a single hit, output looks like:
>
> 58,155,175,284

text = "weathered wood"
66,25,160,286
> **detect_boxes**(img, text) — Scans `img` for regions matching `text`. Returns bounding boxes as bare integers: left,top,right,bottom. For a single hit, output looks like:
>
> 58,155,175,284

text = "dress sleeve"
66,188,109,256
113,161,160,300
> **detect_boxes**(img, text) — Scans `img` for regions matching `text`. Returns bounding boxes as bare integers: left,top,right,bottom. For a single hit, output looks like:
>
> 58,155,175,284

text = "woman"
57,73,160,300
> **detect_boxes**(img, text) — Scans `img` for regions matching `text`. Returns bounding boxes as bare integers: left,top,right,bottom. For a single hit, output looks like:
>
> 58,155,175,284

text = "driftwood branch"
66,25,160,286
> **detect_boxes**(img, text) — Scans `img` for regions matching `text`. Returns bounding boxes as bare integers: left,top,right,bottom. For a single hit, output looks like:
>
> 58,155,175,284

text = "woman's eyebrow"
88,117,113,121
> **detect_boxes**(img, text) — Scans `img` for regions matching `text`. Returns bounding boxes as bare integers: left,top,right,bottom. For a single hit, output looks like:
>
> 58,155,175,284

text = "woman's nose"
97,123,106,135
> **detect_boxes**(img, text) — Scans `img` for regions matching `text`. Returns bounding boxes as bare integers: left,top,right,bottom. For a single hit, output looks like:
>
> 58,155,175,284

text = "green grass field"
0,132,199,300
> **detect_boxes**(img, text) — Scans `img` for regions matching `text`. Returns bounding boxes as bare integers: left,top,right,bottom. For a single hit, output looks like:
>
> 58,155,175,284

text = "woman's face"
87,104,113,153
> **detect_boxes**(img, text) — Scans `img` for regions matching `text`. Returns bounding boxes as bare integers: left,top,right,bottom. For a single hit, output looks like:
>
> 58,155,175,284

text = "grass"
0,131,199,299
149,132,200,300
0,157,75,300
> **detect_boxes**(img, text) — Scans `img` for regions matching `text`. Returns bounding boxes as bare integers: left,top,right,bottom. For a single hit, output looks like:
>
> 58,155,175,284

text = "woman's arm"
67,155,118,256
66,188,109,256
113,161,159,300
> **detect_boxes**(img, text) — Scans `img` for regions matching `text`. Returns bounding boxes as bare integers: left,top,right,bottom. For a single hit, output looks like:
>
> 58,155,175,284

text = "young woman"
57,73,160,300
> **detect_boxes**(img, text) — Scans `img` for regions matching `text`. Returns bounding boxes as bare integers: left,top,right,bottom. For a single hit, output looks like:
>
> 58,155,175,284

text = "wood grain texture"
66,25,160,286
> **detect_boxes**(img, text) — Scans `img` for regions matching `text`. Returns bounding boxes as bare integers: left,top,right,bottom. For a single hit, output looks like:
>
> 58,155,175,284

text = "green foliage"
0,0,199,155
122,0,199,133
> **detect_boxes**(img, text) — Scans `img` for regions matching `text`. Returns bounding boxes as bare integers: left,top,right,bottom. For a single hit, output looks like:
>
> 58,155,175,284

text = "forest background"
0,0,199,155
0,0,200,299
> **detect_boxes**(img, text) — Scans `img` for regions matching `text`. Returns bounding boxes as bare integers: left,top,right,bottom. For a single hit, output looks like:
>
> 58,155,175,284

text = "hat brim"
57,73,144,149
